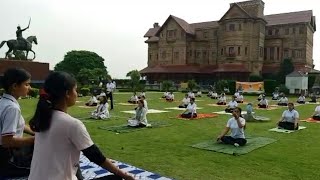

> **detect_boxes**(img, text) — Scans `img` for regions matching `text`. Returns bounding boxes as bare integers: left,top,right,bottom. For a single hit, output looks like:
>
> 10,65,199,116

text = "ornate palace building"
140,0,316,82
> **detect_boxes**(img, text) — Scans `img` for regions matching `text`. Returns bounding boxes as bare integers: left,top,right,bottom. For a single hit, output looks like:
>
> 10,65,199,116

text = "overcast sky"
0,0,319,78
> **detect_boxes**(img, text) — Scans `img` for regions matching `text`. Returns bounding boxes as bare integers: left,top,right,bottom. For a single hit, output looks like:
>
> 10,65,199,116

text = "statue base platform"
0,59,50,83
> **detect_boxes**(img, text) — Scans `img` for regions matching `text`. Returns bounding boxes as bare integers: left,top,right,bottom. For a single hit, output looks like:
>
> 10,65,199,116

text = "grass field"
19,92,320,180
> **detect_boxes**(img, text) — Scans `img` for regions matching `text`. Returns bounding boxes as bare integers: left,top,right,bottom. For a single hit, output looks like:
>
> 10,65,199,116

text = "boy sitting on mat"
278,93,288,106
225,96,238,113
217,107,247,147
85,95,98,106
297,94,306,104
166,92,174,102
91,95,110,120
236,92,244,103
207,90,213,97
179,94,190,108
257,93,264,101
272,91,279,100
195,90,202,97
128,92,139,104
258,95,268,108
277,102,299,130
181,98,197,118
217,93,227,105
162,91,169,98
138,91,146,99
188,91,195,99
211,91,219,99
128,99,148,127
311,105,320,121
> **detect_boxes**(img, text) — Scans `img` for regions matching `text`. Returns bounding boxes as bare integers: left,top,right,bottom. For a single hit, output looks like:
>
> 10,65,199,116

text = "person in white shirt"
234,91,240,98
272,91,279,100
258,95,268,108
85,95,98,106
179,94,190,108
278,94,288,106
0,68,35,177
297,94,306,104
91,95,110,120
128,92,138,104
181,98,197,118
217,107,247,146
225,96,238,113
138,91,146,99
211,91,218,99
217,93,227,105
188,91,195,99
28,72,134,180
162,91,169,98
207,91,213,97
166,92,174,102
128,99,148,128
311,105,320,120
257,93,263,101
236,93,244,103
277,102,299,130
139,95,148,111
105,80,115,110
195,90,202,97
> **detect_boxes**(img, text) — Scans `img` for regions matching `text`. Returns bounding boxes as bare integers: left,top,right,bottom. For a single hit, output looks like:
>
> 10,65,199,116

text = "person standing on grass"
0,68,35,177
28,72,134,180
277,102,299,130
106,80,115,110
217,107,247,147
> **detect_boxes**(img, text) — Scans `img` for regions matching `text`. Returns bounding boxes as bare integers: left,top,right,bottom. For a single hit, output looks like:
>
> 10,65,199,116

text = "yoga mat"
98,121,171,133
213,111,253,115
118,102,138,106
301,118,320,123
121,109,169,114
268,126,306,133
245,115,270,122
256,107,278,110
191,137,277,155
207,104,227,107
176,113,218,120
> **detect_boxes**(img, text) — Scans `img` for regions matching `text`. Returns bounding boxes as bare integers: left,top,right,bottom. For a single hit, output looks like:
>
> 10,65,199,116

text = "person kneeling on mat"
181,98,197,119
225,96,238,113
217,93,227,105
128,99,148,128
278,94,288,106
216,107,247,147
311,105,320,121
277,102,299,130
178,94,190,108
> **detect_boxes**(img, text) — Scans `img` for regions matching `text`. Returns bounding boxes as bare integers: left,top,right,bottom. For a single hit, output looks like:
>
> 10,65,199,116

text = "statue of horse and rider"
0,19,38,60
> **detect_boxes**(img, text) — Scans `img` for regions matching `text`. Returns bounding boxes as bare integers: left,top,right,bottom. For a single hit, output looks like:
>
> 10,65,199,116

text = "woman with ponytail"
29,72,134,180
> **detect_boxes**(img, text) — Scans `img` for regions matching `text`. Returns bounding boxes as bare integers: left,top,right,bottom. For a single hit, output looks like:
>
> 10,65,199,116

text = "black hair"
100,96,108,104
2,68,31,93
29,71,76,132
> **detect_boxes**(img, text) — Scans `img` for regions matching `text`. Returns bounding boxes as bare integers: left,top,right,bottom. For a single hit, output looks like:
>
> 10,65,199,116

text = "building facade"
141,0,316,83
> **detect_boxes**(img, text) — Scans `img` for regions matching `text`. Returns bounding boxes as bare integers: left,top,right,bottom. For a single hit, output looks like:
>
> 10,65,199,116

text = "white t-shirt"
89,96,98,104
163,92,169,96
143,100,148,111
298,96,305,102
259,99,268,106
236,95,244,101
182,97,190,105
186,103,197,114
167,94,174,100
228,101,238,108
188,92,195,98
29,111,94,180
212,93,218,98
234,92,240,97
197,91,202,95
279,97,288,103
140,92,146,97
106,83,115,92
315,106,320,116
0,94,25,145
130,95,138,101
282,109,299,123
227,117,246,139
219,96,226,102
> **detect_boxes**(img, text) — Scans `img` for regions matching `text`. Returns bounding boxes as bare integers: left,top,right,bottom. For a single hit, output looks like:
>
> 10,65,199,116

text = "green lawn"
19,92,320,180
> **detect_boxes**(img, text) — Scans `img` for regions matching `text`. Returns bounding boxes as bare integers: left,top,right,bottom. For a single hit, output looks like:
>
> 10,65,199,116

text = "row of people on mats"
0,68,135,179
162,91,203,100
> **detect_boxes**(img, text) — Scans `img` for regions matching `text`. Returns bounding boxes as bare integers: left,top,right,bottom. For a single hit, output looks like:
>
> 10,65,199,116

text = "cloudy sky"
0,0,319,78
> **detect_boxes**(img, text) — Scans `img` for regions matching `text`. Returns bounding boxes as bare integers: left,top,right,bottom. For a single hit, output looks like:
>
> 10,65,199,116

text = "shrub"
80,88,90,96
249,75,263,82
28,88,39,98
227,80,236,95
279,84,289,94
264,80,277,95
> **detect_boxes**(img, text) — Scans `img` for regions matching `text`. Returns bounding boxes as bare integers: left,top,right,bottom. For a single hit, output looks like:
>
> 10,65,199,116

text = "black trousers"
221,136,247,146
181,113,197,118
297,101,305,104
313,116,320,120
258,104,267,108
278,122,298,130
106,92,113,109
178,104,187,108
225,108,235,113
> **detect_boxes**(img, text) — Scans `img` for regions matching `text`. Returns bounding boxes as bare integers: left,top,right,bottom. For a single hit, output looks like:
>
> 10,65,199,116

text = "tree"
249,75,263,82
54,50,108,78
126,70,141,92
187,79,197,91
162,80,174,91
215,80,229,93
77,68,94,85
278,58,294,84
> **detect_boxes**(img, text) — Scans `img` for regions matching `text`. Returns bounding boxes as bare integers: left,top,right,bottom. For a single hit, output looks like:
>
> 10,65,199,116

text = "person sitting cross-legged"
225,96,238,113
236,93,244,103
216,107,247,147
178,94,190,108
85,95,98,106
297,94,306,104
311,105,320,121
277,102,299,130
272,91,279,100
207,91,213,97
181,98,197,119
162,91,169,98
217,93,227,105
188,91,195,99
257,93,264,101
128,99,148,128
138,91,146,99
128,92,138,104
91,95,110,120
278,94,288,106
195,90,202,97
166,92,174,102
258,95,268,108
211,91,219,99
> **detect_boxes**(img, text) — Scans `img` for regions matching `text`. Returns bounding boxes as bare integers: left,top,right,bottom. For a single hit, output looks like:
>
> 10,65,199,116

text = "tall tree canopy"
278,58,294,84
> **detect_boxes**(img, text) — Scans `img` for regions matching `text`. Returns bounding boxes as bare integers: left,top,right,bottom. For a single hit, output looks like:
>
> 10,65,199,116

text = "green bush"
0,88,4,96
227,80,236,95
80,88,90,96
264,80,277,95
28,88,39,98
279,84,289,94
249,75,263,82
